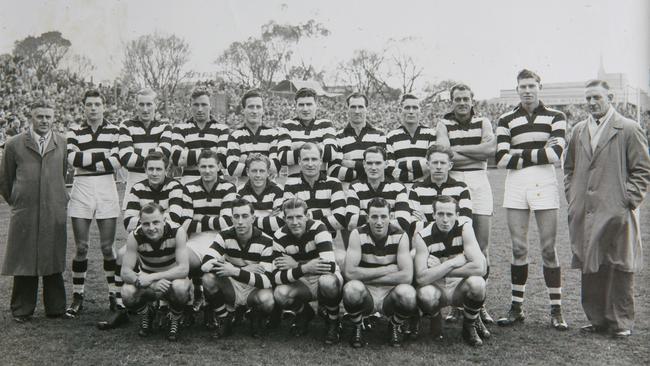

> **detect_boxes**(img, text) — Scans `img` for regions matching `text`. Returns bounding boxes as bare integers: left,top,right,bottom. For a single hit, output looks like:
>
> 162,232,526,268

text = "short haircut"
190,87,211,100
363,146,387,161
346,92,368,107
140,202,165,216
426,144,454,161
585,79,611,90
367,197,390,212
400,93,419,104
450,83,474,100
282,197,308,215
241,89,263,108
433,195,459,213
299,142,323,158
30,99,55,110
231,197,254,215
516,69,541,84
246,153,271,170
137,88,157,100
82,89,105,104
144,151,168,169
197,149,220,164
294,87,317,102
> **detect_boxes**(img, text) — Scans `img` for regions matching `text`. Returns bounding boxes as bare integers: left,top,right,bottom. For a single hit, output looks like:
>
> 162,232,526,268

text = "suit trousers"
581,264,635,331
11,273,66,317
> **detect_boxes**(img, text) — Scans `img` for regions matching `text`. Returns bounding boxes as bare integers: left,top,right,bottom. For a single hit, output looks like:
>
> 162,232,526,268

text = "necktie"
39,136,46,154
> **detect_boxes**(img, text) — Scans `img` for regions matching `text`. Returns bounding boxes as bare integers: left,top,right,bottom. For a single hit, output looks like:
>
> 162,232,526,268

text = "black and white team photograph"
0,0,648,365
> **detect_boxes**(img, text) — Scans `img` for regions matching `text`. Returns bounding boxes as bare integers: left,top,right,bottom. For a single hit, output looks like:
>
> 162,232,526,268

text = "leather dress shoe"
97,310,129,330
611,329,632,339
580,324,608,334
13,315,32,323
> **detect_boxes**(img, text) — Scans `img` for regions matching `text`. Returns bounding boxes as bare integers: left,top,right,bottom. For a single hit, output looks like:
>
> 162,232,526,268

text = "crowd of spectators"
2,54,649,148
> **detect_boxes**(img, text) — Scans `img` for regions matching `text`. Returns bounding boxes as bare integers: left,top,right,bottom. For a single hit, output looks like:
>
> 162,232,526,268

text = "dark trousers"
581,264,635,331
11,273,66,317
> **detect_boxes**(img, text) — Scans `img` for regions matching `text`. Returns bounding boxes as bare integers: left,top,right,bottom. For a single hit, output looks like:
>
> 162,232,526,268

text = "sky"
0,0,648,99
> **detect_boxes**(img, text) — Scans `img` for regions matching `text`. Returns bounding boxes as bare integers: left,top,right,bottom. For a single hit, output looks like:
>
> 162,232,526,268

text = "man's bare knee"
512,243,528,261
121,284,139,308
274,285,294,308
74,242,89,259
100,244,115,259
464,276,486,300
417,286,441,313
540,245,558,265
202,273,219,295
342,280,366,306
393,284,417,310
115,246,126,264
252,289,275,313
318,274,340,297
169,279,191,305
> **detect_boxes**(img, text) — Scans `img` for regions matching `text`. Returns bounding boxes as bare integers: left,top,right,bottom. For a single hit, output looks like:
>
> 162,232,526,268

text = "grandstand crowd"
2,54,648,148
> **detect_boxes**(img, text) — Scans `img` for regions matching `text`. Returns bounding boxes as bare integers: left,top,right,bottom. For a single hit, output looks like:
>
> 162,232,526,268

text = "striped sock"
319,295,341,321
344,300,365,325
349,313,363,325
391,311,409,326
463,297,484,320
192,277,202,304
324,304,339,321
511,264,528,307
72,259,88,295
543,266,562,308
292,303,305,314
104,259,117,295
114,264,124,308
208,292,228,318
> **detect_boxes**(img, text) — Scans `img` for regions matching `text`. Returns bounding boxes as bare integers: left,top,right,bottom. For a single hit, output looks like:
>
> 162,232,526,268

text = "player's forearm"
520,145,563,165
365,269,412,286
255,216,284,233
447,261,485,278
496,150,524,170
235,269,273,289
345,266,394,282
148,264,189,282
212,216,233,231
454,141,496,159
415,262,455,286
121,267,139,284
273,267,304,284
123,216,138,232
120,151,145,169
452,152,479,165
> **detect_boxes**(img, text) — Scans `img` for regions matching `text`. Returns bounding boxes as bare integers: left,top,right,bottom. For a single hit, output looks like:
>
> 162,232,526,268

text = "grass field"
0,168,648,366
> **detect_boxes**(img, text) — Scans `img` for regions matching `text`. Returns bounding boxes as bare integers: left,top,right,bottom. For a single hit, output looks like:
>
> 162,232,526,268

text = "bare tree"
286,60,326,82
424,79,459,95
216,20,330,89
386,37,425,95
123,33,191,110
336,49,392,98
13,31,72,78
391,52,424,95
216,38,275,89
61,53,96,79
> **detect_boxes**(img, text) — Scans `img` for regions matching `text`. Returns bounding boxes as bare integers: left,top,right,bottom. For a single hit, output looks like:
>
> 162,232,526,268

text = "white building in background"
496,61,649,111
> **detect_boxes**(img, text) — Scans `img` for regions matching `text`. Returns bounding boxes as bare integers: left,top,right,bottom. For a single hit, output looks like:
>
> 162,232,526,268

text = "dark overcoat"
0,130,68,276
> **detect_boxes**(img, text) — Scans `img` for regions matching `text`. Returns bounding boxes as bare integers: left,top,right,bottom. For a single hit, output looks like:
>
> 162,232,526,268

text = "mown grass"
0,169,648,366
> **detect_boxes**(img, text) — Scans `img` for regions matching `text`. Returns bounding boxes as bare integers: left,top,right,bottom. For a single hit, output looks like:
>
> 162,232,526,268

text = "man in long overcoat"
0,100,69,322
564,80,650,338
